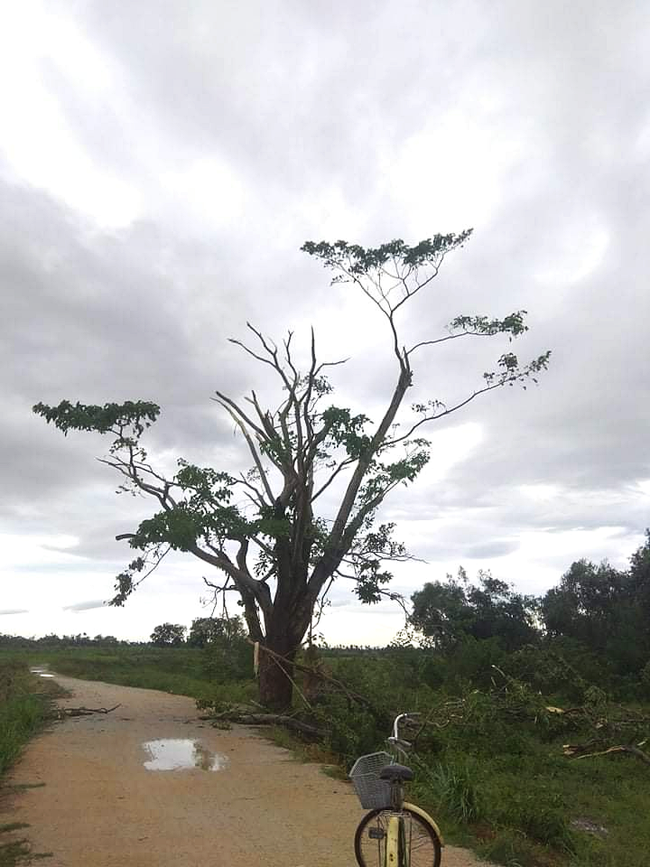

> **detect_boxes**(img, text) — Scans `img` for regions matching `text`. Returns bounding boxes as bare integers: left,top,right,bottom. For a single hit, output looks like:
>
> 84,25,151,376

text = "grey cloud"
329,599,352,609
2,0,649,638
0,609,30,616
463,540,520,560
62,599,108,612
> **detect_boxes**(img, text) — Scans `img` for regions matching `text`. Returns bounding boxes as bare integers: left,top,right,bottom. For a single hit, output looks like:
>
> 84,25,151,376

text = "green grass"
0,661,62,866
0,646,257,708
0,838,31,867
0,662,62,778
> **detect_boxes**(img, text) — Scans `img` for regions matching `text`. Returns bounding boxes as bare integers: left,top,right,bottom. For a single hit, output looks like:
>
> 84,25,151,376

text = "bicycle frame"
386,815,401,866
385,714,445,860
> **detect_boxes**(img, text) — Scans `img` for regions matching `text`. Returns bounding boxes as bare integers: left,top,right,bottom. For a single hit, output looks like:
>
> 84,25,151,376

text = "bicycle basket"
349,751,393,809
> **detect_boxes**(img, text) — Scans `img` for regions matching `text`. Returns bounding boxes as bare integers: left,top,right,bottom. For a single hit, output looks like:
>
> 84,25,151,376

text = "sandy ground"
2,674,490,866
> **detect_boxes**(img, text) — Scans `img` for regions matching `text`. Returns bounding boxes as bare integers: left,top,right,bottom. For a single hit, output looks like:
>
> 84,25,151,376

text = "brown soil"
2,675,490,866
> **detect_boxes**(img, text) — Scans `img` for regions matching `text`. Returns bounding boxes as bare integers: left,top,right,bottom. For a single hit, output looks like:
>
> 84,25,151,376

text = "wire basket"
349,751,394,809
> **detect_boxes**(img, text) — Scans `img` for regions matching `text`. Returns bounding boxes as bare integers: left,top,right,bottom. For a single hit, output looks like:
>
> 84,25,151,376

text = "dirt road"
3,674,489,866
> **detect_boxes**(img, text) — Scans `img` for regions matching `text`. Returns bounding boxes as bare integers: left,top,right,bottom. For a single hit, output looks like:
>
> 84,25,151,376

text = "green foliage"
313,694,382,761
32,399,160,439
425,759,484,823
420,636,508,692
320,406,372,459
311,645,650,865
150,623,186,647
0,662,53,779
300,233,474,275
410,568,539,652
506,644,592,703
640,660,650,697
198,617,253,683
10,645,256,704
476,830,549,867
187,615,246,648
449,310,530,338
0,836,32,867
540,532,650,683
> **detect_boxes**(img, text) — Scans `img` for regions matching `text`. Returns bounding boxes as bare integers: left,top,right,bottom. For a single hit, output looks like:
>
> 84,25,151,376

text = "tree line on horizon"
4,530,649,695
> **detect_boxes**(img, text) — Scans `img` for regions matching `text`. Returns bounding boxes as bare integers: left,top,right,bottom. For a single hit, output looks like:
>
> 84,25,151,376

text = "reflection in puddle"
30,668,55,678
142,739,229,772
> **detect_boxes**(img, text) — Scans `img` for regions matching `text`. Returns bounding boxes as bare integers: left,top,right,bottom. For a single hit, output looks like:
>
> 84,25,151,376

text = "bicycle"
350,713,443,867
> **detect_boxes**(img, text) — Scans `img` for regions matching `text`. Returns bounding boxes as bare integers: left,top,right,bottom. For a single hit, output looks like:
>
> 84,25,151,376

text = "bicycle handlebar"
389,712,422,748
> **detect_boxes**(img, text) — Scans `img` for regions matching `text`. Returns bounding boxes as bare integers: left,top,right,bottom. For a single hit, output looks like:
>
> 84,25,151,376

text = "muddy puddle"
142,739,230,772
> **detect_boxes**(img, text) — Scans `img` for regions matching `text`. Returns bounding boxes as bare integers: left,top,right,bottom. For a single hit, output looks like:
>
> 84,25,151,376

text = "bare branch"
310,456,356,501
383,375,528,449
215,400,275,504
407,329,494,355
213,392,267,441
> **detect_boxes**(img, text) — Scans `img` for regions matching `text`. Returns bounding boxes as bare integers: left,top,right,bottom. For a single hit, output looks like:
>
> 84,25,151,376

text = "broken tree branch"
49,704,122,719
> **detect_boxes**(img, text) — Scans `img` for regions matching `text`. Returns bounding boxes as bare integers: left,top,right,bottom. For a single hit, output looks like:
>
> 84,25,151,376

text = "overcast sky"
1,0,648,646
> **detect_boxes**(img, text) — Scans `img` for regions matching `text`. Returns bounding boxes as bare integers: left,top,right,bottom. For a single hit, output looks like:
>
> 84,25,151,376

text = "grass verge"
0,662,62,777
0,647,257,709
0,661,62,865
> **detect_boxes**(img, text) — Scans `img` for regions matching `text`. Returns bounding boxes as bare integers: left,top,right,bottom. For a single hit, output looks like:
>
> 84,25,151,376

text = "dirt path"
3,674,489,866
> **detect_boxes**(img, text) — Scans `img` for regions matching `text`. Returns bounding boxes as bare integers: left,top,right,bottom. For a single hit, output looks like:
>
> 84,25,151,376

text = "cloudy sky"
1,0,648,646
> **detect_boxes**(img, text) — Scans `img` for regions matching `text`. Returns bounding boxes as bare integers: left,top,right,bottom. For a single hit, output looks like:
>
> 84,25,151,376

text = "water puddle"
142,739,229,772
30,668,55,678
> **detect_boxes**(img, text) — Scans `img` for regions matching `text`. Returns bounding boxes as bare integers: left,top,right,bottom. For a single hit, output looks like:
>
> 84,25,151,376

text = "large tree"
150,623,186,647
34,232,550,709
541,532,650,675
410,568,540,652
187,615,246,648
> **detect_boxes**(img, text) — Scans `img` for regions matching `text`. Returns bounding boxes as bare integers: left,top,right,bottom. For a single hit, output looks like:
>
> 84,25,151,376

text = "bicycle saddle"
379,763,414,782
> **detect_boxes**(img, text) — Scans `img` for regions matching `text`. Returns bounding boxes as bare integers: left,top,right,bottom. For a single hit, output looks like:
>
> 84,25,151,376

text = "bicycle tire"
354,807,442,867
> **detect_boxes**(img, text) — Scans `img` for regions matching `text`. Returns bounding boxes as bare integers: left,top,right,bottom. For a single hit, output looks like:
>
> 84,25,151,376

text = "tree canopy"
150,623,186,647
541,531,650,676
187,616,246,648
410,568,539,652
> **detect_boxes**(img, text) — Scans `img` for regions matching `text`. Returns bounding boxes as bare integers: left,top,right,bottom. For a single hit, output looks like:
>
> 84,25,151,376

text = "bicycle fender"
403,802,445,846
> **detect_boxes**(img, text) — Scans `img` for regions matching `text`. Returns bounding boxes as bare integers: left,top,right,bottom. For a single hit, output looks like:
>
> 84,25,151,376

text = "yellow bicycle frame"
386,816,401,866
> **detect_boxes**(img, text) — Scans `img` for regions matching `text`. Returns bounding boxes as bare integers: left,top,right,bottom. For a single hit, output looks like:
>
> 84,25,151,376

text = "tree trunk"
258,640,297,711
257,600,312,712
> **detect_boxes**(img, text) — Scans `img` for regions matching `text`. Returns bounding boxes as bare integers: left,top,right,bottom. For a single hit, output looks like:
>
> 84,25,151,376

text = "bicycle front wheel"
354,807,442,867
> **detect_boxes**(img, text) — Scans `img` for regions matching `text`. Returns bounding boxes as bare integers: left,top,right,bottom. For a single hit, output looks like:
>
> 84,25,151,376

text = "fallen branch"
564,740,650,765
201,708,325,738
250,641,388,722
49,704,121,719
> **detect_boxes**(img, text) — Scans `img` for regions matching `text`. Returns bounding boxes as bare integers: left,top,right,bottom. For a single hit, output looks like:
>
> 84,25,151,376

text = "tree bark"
258,644,296,711
257,605,307,712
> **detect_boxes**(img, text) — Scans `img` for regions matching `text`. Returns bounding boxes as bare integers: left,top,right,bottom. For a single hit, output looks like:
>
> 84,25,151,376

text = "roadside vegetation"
4,635,648,867
0,662,62,778
0,660,63,865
